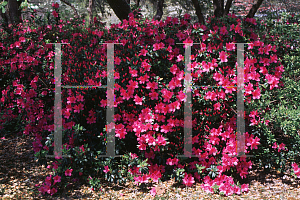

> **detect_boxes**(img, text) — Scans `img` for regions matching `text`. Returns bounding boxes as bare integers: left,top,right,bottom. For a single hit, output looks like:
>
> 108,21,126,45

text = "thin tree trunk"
191,0,205,24
246,0,264,18
135,0,140,7
106,0,131,21
87,0,93,26
153,0,164,21
224,0,233,16
213,0,224,18
61,0,80,18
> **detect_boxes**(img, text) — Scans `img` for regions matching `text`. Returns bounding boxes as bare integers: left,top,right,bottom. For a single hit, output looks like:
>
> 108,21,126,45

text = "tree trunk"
135,0,140,7
153,0,164,21
0,0,22,26
213,0,224,18
246,0,264,18
106,0,131,21
61,0,80,18
191,0,205,24
88,0,94,26
224,0,233,16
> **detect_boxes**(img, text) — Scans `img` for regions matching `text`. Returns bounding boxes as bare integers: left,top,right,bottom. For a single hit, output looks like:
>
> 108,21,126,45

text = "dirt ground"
1,134,300,199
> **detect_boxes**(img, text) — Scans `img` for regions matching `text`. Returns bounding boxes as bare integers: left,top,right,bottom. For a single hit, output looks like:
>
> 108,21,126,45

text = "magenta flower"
278,143,286,152
150,170,161,183
52,162,59,170
183,38,193,47
130,153,138,159
176,54,184,62
65,169,73,176
252,88,261,99
184,13,190,20
220,26,228,35
219,51,228,62
241,184,249,192
103,166,110,173
139,49,148,57
272,142,278,149
150,187,156,197
50,187,57,195
38,186,47,195
79,145,85,152
153,42,165,51
183,173,195,187
52,10,58,18
52,3,59,8
45,175,52,186
53,175,61,184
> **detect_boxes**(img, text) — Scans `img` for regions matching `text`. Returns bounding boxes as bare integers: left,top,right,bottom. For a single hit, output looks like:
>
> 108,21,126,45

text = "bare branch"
61,0,80,18
224,0,233,16
246,0,264,18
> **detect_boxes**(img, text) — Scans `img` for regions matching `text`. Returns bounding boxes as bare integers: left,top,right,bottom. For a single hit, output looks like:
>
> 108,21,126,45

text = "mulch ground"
1,134,300,199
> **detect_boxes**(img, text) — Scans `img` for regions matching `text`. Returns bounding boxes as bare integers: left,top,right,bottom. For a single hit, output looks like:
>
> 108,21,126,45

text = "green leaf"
1,1,7,7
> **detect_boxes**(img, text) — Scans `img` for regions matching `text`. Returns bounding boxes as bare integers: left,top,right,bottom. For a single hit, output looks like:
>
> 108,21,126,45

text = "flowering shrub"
0,5,288,197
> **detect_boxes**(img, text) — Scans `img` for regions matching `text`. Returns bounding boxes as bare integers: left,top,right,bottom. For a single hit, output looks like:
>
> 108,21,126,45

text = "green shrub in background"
248,12,300,173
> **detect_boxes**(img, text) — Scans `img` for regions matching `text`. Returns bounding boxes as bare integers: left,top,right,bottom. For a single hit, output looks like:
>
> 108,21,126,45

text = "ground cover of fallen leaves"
1,134,300,200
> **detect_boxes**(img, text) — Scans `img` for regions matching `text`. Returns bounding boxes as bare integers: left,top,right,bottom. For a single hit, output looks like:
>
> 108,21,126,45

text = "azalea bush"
0,3,290,197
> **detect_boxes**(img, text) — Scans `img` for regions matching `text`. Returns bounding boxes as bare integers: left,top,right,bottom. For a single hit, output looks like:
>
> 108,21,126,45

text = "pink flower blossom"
130,153,138,159
65,169,73,176
52,3,59,8
166,158,179,166
278,143,287,152
219,51,228,62
183,38,193,48
150,170,161,182
134,94,143,105
45,175,52,186
272,142,278,149
241,184,249,192
50,187,57,195
183,173,195,187
103,166,110,173
170,64,178,75
153,42,165,51
38,186,47,195
184,13,190,20
52,10,59,18
19,37,26,43
252,88,261,99
139,49,148,56
176,54,184,62
150,187,156,196
219,26,227,35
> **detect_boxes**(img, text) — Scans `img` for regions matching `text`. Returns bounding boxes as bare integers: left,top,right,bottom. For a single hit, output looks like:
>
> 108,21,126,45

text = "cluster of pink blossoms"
38,175,61,196
202,175,248,196
292,163,300,178
52,3,59,18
